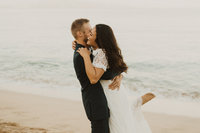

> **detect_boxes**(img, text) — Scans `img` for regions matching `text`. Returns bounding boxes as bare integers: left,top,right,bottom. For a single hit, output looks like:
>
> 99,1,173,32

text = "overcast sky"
0,0,200,8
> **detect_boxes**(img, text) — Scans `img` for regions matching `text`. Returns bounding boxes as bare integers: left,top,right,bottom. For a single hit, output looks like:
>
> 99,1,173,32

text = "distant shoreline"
1,84,200,118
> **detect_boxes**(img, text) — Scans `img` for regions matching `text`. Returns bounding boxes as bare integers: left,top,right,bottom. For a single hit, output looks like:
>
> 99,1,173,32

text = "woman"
77,24,155,133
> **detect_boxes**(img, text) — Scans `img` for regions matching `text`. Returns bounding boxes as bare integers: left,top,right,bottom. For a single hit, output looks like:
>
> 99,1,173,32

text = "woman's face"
87,27,97,48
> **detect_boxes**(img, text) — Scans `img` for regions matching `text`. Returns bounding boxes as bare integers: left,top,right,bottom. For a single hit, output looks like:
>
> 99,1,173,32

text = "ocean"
0,0,200,102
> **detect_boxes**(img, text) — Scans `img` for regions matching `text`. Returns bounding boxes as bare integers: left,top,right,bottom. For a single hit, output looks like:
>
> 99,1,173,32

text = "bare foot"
141,93,156,105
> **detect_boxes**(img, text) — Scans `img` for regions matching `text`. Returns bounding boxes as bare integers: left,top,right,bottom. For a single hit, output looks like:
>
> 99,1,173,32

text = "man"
71,18,122,133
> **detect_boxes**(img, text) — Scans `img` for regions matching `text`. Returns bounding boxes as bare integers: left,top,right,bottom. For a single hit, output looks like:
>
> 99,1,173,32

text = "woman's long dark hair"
95,24,128,73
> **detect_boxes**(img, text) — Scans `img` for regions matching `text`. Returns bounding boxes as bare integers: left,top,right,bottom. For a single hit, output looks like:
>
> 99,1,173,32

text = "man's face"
82,22,92,43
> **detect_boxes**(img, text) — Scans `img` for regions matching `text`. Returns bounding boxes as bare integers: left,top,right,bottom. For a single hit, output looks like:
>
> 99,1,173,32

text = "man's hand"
108,74,123,90
72,41,77,50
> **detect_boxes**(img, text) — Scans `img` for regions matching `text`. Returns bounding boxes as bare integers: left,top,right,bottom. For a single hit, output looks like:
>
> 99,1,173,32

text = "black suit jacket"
73,43,119,121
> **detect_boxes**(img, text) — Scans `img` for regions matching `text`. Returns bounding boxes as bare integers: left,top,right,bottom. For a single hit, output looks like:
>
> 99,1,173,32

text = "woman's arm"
82,55,105,84
77,47,105,84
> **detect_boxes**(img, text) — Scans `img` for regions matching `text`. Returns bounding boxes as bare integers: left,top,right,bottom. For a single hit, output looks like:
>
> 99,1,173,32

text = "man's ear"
77,31,83,38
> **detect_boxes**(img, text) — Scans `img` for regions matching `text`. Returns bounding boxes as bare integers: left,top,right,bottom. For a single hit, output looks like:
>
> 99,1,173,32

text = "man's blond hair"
71,18,89,39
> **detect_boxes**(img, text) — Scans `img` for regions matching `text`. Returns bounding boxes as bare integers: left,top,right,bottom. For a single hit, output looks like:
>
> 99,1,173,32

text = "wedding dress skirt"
100,80,152,133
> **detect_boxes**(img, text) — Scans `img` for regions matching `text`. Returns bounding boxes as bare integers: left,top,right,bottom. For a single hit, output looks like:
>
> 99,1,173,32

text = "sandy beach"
0,0,200,132
0,90,200,133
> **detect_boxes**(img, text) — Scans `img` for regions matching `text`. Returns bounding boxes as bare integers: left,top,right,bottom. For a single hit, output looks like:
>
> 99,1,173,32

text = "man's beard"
84,38,88,44
84,38,91,48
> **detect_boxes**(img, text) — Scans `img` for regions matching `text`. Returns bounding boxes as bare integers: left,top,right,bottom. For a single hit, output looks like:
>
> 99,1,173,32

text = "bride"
77,24,155,133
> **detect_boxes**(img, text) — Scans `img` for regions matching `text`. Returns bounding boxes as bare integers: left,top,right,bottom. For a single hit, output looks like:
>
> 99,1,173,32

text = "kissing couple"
71,18,155,133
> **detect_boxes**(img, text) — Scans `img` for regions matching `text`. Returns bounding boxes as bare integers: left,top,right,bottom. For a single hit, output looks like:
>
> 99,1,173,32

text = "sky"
0,0,200,8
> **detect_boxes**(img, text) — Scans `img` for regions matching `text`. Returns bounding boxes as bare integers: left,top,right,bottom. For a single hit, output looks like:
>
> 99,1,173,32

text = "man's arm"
101,68,120,80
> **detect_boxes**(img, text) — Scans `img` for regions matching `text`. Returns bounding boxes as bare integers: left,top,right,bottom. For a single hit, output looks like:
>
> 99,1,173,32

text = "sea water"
0,0,199,102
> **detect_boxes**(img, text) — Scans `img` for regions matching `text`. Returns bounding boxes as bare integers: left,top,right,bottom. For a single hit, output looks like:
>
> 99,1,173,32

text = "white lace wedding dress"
92,48,152,133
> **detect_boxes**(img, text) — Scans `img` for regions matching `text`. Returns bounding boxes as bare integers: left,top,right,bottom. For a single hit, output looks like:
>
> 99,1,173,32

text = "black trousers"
91,119,110,133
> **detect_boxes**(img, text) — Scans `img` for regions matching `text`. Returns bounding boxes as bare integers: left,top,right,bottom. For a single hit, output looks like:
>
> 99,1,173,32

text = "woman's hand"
72,41,77,50
77,47,91,58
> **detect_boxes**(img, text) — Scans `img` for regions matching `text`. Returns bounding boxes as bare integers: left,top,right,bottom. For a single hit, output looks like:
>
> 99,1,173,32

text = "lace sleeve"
92,49,108,71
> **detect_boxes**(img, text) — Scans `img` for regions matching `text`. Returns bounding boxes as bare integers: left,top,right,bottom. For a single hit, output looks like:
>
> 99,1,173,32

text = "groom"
71,18,122,133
